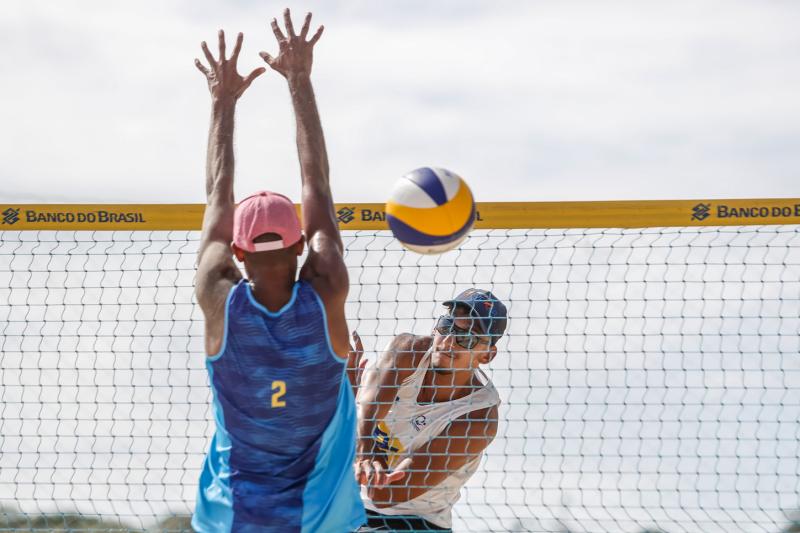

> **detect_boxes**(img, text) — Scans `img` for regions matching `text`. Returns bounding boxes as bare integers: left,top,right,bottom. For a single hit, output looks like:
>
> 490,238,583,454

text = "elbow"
206,186,234,207
300,171,331,194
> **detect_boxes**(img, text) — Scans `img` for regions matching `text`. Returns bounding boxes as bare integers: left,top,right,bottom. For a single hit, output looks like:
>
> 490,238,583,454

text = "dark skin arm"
194,31,265,356
347,331,368,400
259,10,352,357
354,334,430,486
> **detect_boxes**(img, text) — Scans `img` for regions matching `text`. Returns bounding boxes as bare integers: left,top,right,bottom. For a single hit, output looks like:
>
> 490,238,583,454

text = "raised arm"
194,31,264,355
260,9,350,355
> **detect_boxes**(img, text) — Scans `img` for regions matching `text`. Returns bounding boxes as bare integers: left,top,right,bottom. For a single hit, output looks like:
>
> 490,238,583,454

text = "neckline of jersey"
244,279,301,317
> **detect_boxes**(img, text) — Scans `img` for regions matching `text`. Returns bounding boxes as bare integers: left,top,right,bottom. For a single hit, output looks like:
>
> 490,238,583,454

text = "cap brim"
442,299,488,334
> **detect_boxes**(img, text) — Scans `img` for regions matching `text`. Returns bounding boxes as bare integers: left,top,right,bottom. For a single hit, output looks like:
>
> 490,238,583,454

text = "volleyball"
385,167,476,254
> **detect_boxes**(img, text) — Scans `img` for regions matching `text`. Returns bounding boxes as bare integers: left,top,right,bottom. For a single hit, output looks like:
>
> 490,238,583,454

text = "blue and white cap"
443,288,508,345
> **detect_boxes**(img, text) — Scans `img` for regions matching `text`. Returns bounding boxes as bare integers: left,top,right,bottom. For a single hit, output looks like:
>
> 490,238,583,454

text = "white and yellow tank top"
359,348,500,529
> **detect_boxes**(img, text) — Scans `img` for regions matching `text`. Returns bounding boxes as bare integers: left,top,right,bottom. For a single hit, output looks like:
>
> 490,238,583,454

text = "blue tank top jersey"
192,279,365,533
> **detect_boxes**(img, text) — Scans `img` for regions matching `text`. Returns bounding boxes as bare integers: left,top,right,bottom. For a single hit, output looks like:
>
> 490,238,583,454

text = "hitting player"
355,289,507,531
191,9,364,532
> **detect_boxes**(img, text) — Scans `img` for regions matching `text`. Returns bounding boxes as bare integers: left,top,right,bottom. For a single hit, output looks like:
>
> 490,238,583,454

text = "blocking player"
191,10,364,532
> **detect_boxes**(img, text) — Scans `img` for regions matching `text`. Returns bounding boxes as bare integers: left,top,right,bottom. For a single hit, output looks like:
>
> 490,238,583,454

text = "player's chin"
431,352,455,372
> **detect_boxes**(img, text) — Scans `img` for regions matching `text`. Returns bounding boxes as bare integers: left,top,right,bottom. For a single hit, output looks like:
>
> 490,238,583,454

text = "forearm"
357,362,404,456
368,449,465,507
205,99,237,203
287,74,330,193
356,396,383,456
367,449,436,506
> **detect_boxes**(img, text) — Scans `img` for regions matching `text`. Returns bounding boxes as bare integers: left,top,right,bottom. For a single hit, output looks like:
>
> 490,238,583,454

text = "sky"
2,0,799,205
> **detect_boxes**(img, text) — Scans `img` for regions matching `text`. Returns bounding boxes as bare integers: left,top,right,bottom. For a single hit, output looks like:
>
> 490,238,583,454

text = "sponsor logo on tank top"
373,421,404,456
412,415,427,431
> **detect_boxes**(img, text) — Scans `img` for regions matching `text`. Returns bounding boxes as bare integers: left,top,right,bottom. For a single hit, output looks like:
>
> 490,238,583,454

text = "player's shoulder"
382,333,432,369
389,332,432,351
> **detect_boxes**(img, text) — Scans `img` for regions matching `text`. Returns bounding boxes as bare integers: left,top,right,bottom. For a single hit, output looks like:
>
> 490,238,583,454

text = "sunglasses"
434,315,489,350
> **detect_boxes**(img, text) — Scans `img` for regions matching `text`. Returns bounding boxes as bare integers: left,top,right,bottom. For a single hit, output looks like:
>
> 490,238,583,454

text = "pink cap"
232,191,302,252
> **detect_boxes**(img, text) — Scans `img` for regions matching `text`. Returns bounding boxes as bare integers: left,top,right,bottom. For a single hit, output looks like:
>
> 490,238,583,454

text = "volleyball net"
1,199,799,533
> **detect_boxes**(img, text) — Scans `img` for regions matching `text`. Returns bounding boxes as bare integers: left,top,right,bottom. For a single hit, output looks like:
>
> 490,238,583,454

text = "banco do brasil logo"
2,207,20,225
337,206,355,224
691,203,711,221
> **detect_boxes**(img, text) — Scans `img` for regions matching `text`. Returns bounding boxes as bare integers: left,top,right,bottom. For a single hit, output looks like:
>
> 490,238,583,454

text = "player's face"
430,308,492,374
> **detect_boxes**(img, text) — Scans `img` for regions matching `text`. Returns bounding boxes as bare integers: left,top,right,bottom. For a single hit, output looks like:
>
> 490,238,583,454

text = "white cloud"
1,0,799,204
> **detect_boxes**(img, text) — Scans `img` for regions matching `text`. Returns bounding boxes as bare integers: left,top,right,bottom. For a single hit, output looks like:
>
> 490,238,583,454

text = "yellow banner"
1,199,799,231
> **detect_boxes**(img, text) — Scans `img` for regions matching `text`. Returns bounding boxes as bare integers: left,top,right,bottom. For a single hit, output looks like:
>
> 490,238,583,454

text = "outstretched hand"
355,456,412,487
347,331,368,399
195,30,266,102
260,8,323,80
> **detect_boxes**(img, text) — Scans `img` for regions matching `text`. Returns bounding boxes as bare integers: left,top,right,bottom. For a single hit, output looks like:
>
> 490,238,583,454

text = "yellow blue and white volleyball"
385,167,476,255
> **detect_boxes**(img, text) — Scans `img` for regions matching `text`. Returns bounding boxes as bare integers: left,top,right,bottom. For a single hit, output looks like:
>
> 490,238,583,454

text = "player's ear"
293,236,305,257
231,243,246,262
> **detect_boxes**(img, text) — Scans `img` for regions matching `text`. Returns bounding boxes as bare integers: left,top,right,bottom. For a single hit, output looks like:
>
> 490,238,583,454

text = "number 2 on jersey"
271,380,286,408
